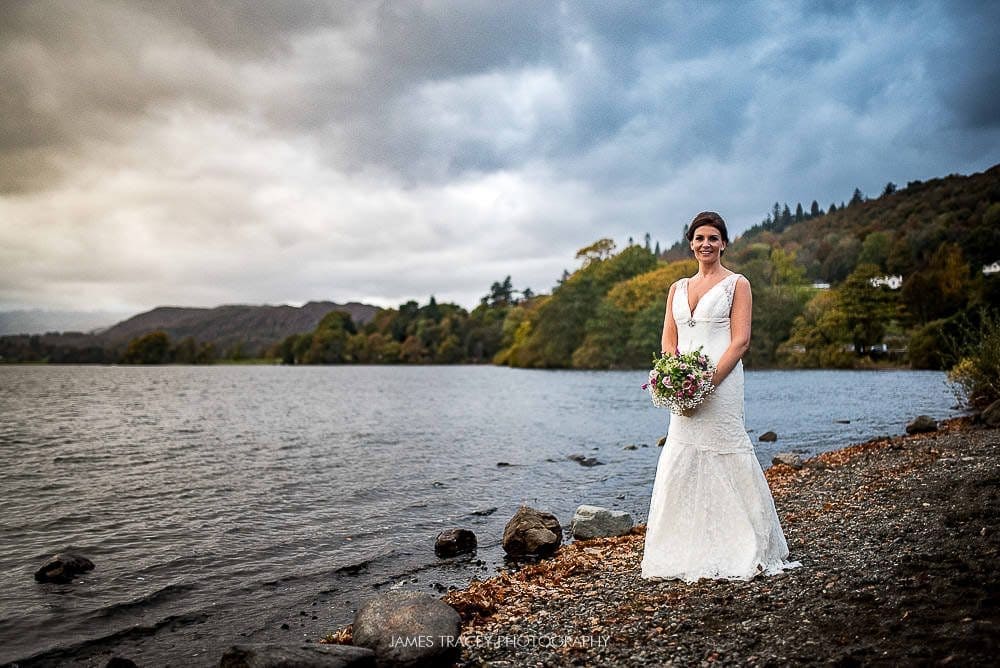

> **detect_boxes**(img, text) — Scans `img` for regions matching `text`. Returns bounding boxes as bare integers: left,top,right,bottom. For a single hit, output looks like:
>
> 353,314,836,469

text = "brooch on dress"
687,319,697,327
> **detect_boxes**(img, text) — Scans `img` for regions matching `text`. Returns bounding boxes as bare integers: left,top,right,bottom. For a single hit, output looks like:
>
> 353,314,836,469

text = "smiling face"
690,224,726,262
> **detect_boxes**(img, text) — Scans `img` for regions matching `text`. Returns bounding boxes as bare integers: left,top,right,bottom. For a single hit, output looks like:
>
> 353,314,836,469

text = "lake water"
0,365,961,665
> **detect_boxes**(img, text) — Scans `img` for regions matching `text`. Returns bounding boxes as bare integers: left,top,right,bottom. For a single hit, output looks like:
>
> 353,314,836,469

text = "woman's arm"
711,276,752,386
661,282,679,354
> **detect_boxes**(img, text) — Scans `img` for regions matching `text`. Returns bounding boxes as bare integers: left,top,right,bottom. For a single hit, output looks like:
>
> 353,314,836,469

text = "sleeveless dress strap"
723,273,742,317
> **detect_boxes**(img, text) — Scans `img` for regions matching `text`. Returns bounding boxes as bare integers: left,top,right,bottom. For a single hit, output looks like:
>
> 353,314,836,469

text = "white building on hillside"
870,275,903,289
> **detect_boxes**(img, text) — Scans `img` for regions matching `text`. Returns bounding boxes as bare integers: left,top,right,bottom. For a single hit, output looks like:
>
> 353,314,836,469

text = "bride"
641,211,800,581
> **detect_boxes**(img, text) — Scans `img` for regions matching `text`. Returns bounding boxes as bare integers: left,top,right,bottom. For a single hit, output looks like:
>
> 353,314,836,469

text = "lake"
0,365,960,665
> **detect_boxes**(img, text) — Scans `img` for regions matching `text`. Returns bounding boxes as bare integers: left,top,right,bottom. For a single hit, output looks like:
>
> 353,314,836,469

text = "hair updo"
686,211,729,244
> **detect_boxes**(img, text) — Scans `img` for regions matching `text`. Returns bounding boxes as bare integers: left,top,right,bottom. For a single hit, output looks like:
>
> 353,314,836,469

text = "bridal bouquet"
642,347,716,414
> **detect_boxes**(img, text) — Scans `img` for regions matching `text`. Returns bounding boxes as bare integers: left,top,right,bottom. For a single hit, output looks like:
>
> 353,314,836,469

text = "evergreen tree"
882,182,897,197
654,241,661,257
780,204,792,230
795,202,804,223
810,200,821,217
850,188,865,206
829,202,837,213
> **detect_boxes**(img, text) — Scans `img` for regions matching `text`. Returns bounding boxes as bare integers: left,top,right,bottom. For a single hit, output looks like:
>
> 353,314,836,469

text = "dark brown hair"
686,211,729,243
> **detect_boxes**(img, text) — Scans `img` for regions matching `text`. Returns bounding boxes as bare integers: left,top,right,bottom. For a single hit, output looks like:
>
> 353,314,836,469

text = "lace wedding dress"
641,273,800,581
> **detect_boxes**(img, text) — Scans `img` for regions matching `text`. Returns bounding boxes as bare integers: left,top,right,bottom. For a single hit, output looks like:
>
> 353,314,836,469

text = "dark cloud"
1,0,998,310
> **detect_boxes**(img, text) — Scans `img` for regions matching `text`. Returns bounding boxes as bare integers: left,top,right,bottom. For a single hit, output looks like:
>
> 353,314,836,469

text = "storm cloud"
1,0,998,311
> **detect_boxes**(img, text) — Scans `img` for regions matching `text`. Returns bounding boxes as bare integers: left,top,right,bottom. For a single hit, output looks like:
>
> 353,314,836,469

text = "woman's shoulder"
726,271,750,287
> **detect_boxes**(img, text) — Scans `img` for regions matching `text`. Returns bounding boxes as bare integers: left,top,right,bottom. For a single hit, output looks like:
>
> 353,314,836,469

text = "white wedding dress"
641,273,800,581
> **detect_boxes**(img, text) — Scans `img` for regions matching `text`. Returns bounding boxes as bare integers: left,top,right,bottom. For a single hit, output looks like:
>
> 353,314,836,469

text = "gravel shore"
440,418,999,666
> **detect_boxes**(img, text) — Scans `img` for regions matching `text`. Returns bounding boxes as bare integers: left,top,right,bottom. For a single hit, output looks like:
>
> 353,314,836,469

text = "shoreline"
329,417,999,665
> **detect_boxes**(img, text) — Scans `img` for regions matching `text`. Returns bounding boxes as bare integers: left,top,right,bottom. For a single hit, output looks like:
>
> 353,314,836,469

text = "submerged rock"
34,553,94,584
502,505,562,557
435,529,477,558
567,454,603,467
219,643,374,667
571,505,634,539
352,590,461,667
906,415,938,434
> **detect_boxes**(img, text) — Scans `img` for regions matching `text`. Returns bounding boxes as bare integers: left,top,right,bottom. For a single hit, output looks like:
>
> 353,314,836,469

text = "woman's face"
690,224,726,261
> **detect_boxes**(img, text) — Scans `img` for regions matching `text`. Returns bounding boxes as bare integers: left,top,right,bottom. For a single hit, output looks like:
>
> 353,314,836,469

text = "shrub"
947,310,1000,408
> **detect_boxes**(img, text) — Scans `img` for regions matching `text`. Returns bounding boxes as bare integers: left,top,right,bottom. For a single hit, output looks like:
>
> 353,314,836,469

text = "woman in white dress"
641,211,799,581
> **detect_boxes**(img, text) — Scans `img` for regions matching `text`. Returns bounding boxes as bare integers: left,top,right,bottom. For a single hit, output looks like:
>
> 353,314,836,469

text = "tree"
780,204,792,230
171,336,198,364
858,231,891,270
644,232,651,251
575,238,616,266
123,331,171,364
881,182,897,197
795,202,804,223
901,243,971,324
810,200,821,217
654,241,661,257
838,263,899,354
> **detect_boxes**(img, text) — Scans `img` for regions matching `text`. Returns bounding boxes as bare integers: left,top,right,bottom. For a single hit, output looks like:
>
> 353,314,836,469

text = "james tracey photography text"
390,633,612,649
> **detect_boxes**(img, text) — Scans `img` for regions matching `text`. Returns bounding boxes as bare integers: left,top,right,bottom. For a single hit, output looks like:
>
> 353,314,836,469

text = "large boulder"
906,415,938,434
772,453,804,469
434,529,477,558
758,431,778,442
351,591,461,667
219,644,374,667
502,505,562,557
570,505,633,539
34,553,94,584
981,399,1000,427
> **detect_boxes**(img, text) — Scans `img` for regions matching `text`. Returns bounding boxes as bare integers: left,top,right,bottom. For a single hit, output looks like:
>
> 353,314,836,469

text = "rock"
219,643,375,667
106,659,138,668
835,419,851,424
622,444,638,450
434,528,477,558
34,553,94,584
570,505,634,539
471,507,497,516
495,461,511,467
352,591,461,667
758,431,778,442
772,453,803,469
502,505,562,557
657,436,667,447
981,399,1000,427
906,415,938,434
567,454,603,466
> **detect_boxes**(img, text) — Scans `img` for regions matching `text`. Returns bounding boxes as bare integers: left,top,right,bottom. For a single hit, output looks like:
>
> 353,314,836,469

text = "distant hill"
0,309,132,335
95,301,378,355
733,164,1000,282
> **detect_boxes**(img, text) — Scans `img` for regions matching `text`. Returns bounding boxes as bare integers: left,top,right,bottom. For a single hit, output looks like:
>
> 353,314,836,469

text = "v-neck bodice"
681,273,740,319
673,273,742,361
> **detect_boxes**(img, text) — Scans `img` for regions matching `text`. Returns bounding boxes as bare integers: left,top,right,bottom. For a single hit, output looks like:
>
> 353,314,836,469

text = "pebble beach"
432,417,1000,666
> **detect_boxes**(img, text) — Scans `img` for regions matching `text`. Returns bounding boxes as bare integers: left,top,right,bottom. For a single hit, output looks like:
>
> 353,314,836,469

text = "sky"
1,0,998,314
